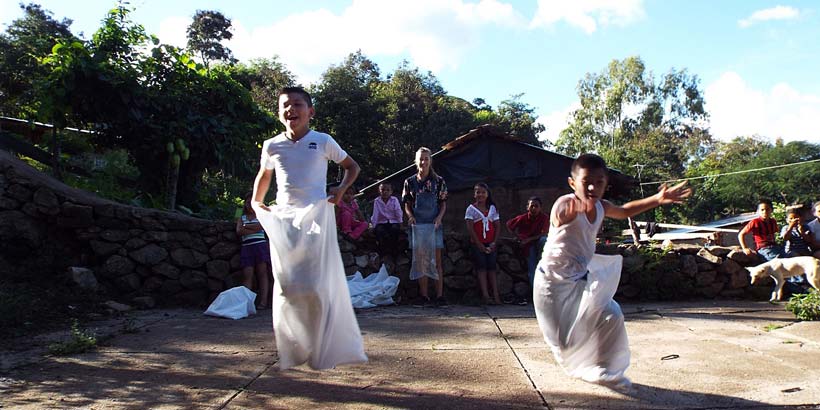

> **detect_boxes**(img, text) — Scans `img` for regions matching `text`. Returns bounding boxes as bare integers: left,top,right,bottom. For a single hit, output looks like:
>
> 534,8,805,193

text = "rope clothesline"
639,158,820,186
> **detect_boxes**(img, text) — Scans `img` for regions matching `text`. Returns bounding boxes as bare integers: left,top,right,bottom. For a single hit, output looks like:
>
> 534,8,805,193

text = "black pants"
374,223,402,257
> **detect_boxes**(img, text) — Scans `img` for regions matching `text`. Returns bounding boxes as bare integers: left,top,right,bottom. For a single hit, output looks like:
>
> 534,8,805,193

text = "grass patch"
763,324,784,332
785,289,820,321
48,319,97,356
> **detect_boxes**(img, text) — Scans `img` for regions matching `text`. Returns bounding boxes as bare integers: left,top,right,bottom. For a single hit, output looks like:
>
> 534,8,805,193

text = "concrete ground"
1,301,819,410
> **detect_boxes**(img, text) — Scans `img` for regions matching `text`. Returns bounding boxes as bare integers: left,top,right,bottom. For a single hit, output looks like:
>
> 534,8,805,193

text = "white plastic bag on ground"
410,223,438,280
534,253,630,385
347,264,400,308
255,199,367,370
203,286,257,320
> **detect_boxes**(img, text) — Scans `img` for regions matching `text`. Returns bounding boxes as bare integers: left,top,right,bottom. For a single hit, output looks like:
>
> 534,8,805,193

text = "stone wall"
1,151,775,308
0,152,242,308
339,232,775,304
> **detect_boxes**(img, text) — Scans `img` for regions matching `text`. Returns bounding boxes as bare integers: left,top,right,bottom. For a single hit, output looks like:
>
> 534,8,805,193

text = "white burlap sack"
255,199,367,370
534,254,630,385
203,286,257,320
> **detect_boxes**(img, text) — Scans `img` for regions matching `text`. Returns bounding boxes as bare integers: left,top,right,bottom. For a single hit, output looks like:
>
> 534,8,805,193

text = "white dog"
747,256,820,301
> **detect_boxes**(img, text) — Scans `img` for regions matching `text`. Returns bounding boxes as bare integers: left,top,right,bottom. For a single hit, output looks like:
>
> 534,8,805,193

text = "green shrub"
48,319,97,356
785,289,820,321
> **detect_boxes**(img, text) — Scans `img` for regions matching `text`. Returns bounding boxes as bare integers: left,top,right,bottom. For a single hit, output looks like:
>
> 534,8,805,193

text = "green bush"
48,319,97,356
785,289,820,321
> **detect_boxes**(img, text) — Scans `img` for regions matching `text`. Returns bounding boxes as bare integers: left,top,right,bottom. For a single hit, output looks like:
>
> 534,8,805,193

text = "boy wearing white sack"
252,86,367,370
535,154,690,387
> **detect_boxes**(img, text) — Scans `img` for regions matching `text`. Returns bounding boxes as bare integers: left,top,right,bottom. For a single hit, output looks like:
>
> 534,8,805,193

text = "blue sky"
2,0,819,144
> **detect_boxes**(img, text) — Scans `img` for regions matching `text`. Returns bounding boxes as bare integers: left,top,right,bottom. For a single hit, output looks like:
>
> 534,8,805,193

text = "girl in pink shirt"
336,187,368,240
371,182,403,257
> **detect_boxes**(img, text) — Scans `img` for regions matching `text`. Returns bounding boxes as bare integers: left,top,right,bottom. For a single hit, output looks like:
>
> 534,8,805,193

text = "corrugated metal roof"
665,212,756,234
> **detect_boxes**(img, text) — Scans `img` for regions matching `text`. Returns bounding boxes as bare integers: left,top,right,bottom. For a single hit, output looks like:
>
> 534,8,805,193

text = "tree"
493,93,546,147
688,137,820,216
0,3,77,117
232,58,295,114
39,6,274,210
311,51,386,181
186,10,235,70
555,56,711,184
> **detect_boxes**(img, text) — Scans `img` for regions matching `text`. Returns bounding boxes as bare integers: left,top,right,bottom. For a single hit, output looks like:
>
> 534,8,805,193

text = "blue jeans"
757,245,783,262
527,236,548,288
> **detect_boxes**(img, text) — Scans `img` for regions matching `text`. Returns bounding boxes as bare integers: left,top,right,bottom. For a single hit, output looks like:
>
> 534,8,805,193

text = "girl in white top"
464,182,501,305
535,154,690,387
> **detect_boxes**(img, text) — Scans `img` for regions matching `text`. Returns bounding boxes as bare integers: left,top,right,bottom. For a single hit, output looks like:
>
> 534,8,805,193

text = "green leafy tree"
38,6,274,211
232,58,295,114
701,138,820,214
0,3,77,117
555,56,711,184
311,51,386,182
493,93,546,146
186,10,235,70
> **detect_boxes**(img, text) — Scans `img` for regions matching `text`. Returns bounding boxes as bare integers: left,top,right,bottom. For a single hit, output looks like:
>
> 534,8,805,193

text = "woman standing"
402,147,448,306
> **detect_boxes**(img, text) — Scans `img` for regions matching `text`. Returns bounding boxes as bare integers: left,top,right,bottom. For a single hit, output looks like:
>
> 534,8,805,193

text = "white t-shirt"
261,130,347,206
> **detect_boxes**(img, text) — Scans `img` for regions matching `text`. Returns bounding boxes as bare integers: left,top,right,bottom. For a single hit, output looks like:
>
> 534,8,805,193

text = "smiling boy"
251,86,367,370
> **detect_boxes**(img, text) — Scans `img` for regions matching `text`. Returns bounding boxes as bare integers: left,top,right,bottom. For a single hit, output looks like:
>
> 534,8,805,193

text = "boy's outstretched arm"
327,156,360,205
252,167,273,212
604,181,691,220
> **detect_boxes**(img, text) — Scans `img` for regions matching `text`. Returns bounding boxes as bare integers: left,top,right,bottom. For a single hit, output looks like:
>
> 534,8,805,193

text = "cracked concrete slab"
0,301,818,409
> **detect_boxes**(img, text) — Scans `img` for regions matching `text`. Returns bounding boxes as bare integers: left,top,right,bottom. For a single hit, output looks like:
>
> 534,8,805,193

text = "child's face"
473,186,488,203
757,203,773,219
787,213,801,224
278,92,314,132
378,184,392,199
569,167,608,204
527,200,542,216
342,189,354,203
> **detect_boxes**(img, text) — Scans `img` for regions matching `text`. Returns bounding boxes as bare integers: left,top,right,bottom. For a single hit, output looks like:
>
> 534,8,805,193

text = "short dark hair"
787,209,800,217
527,196,542,205
279,86,313,107
571,153,607,176
379,182,393,190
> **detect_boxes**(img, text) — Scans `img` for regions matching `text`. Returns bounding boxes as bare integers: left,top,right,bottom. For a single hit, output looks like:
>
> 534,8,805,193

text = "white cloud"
536,102,580,145
156,16,189,48
156,0,523,84
738,5,799,28
704,71,820,143
530,0,645,34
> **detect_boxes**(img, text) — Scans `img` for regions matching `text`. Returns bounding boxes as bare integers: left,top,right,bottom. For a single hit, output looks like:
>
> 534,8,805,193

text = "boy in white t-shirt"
252,87,367,370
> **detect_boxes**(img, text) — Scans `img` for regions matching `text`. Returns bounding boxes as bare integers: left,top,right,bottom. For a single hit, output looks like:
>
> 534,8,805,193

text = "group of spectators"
738,199,820,294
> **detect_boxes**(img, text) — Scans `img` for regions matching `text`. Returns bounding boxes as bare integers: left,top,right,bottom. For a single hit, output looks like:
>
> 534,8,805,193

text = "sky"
2,0,819,144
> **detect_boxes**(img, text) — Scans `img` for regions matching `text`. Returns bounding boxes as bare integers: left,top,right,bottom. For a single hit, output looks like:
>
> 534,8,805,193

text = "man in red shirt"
506,196,549,292
738,199,783,262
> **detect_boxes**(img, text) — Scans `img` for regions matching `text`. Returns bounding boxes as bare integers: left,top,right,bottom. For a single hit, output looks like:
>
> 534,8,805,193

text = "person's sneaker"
516,297,528,306
435,296,448,307
412,296,431,308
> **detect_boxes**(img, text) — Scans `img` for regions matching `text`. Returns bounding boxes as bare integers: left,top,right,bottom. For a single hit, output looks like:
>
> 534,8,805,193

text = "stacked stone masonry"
1,152,774,308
